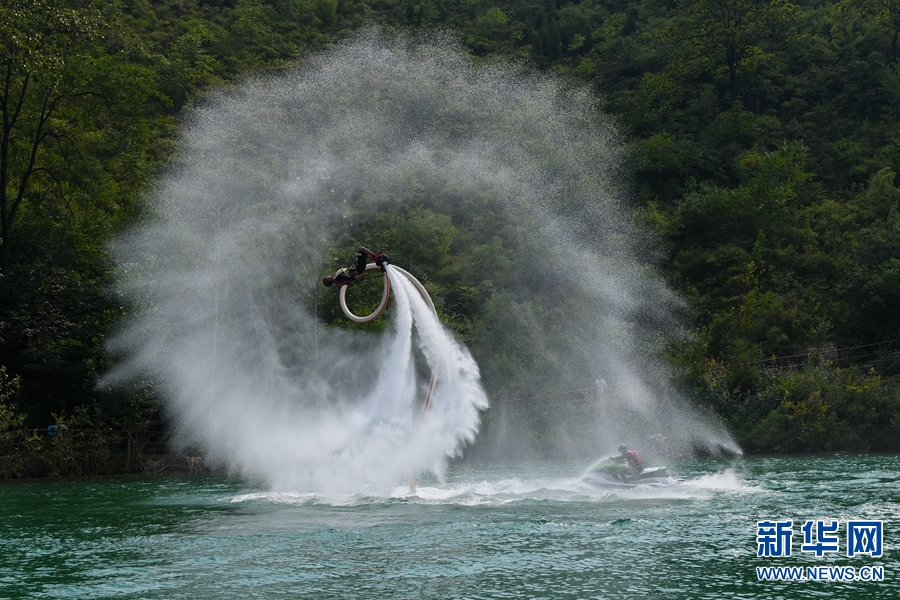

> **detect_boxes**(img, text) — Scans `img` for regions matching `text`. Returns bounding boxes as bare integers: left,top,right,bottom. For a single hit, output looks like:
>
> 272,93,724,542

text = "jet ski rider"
610,445,644,480
322,246,389,288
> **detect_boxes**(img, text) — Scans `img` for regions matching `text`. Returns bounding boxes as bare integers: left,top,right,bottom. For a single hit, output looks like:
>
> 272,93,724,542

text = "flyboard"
338,262,437,490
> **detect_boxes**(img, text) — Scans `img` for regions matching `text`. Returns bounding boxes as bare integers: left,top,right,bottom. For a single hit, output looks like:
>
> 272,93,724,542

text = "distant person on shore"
322,246,389,288
610,445,643,479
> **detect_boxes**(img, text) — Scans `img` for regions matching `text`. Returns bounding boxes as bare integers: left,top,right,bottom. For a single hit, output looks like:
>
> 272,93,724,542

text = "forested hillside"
2,0,899,476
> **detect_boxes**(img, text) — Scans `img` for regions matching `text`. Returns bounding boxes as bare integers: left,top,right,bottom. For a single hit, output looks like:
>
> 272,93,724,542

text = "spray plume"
108,30,738,495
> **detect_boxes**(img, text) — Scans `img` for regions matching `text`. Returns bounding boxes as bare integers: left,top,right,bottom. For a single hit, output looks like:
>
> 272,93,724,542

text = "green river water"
1,454,896,599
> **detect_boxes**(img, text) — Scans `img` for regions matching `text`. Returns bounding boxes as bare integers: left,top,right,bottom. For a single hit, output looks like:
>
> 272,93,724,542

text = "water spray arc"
338,261,448,495
107,31,739,496
390,266,439,416
339,262,438,417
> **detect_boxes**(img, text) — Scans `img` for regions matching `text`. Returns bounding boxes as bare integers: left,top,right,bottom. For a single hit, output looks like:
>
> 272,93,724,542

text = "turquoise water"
1,455,897,599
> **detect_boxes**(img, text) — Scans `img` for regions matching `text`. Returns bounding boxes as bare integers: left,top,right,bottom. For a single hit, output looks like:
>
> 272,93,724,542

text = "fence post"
125,431,131,474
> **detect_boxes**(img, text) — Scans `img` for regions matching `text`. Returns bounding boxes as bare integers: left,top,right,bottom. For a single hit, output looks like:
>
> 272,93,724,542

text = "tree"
674,0,796,100
838,0,900,62
0,0,110,271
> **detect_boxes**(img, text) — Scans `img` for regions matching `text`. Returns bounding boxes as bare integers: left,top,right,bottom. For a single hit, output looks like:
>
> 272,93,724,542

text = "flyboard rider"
609,445,644,480
322,246,390,288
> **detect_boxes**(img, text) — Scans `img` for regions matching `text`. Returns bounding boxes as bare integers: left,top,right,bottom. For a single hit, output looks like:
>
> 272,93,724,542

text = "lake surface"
1,454,897,599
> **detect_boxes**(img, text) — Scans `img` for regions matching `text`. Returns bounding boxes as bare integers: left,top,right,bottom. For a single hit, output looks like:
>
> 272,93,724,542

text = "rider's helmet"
618,445,628,453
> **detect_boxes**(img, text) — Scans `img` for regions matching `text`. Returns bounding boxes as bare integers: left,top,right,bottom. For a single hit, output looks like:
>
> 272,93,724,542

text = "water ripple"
2,455,898,599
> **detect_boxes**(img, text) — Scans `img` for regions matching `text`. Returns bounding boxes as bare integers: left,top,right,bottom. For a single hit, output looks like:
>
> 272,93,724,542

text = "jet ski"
582,458,684,488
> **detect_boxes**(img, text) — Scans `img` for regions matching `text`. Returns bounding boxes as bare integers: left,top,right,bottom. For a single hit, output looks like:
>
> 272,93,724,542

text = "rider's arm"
358,246,377,259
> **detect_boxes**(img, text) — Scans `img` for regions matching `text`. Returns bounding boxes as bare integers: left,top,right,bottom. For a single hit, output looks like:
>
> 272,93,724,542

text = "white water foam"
227,467,750,507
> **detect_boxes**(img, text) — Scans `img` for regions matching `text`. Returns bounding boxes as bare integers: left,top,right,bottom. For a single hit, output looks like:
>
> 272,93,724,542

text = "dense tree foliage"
3,0,900,476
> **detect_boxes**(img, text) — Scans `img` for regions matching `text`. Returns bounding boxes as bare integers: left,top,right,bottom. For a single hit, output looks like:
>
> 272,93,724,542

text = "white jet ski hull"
582,459,684,488
583,470,683,488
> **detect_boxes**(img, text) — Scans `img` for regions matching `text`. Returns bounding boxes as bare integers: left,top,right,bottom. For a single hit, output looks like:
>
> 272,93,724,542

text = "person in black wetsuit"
322,246,389,288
